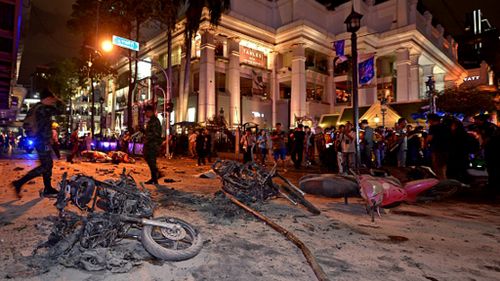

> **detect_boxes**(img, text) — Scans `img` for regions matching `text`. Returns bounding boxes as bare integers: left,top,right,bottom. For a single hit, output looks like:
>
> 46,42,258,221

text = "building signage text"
240,46,267,68
463,75,480,82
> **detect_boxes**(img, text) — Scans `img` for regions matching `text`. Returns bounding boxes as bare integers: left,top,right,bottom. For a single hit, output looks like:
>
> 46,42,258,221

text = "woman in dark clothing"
447,119,470,182
195,129,206,166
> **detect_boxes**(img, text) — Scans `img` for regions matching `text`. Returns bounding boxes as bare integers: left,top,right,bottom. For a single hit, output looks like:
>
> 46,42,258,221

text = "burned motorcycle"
212,160,321,215
55,170,203,261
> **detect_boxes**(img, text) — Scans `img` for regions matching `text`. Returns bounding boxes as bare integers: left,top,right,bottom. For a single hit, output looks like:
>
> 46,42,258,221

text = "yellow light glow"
101,40,114,52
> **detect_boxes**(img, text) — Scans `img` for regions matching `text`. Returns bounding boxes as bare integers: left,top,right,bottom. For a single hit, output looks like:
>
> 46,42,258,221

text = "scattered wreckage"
212,160,320,215
35,169,202,272
81,150,136,164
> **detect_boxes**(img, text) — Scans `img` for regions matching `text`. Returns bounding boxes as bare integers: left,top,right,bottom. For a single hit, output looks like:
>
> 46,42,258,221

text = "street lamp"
425,76,436,114
345,6,363,171
374,114,380,126
90,41,172,158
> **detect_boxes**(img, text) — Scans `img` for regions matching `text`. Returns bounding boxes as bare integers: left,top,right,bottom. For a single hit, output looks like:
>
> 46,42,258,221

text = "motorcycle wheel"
141,216,203,261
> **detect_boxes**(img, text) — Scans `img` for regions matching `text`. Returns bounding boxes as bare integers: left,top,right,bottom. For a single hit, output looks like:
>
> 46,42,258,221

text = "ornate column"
396,48,410,102
227,37,241,128
178,46,186,121
409,53,421,101
269,51,279,128
326,55,335,113
290,44,306,126
198,29,216,122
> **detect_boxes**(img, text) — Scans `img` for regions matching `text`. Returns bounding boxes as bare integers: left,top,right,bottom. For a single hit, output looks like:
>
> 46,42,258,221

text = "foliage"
46,59,80,102
436,88,498,116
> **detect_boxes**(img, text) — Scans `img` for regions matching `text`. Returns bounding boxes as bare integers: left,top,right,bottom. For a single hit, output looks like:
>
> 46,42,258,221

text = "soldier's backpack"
23,103,42,137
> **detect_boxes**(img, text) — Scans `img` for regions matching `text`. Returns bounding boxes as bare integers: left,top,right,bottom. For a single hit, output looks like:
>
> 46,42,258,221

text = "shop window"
187,107,196,122
214,39,224,57
335,81,351,105
172,46,181,66
240,77,252,96
334,56,351,76
215,72,226,93
377,82,396,103
305,48,328,74
306,85,324,102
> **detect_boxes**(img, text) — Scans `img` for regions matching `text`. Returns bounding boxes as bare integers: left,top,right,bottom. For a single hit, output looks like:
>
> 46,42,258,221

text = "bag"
23,103,42,137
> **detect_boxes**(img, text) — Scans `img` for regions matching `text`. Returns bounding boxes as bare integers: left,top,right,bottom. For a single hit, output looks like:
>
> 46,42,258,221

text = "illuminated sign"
240,46,267,68
463,75,480,82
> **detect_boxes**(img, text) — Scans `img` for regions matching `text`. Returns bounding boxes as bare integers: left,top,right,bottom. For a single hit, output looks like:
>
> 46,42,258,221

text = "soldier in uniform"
12,89,64,198
143,105,162,184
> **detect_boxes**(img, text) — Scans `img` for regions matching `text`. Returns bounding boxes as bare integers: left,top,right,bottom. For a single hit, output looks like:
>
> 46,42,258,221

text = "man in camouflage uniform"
12,89,64,198
143,105,162,184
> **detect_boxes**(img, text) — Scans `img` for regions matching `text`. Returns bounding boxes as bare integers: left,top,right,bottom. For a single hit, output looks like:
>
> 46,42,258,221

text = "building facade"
108,0,466,131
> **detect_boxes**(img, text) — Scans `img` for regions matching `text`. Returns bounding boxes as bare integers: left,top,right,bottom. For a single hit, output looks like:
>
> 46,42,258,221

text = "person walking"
143,105,162,184
427,114,449,180
291,124,305,169
335,125,345,174
304,126,315,166
68,128,80,163
340,123,355,173
195,129,206,166
51,123,61,159
85,133,93,151
271,123,287,171
203,129,212,163
189,130,197,158
361,119,374,168
257,130,268,166
240,128,255,163
395,118,408,168
12,89,64,198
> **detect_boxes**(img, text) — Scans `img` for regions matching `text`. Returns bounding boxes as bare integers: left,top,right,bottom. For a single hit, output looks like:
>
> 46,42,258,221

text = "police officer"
143,105,162,184
12,89,64,198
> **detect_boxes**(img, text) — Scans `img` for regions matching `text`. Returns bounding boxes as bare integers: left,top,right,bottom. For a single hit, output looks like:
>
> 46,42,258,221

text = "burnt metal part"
212,160,321,214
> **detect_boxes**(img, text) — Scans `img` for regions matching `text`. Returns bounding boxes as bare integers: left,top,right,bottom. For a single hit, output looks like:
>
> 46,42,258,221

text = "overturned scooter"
357,168,467,222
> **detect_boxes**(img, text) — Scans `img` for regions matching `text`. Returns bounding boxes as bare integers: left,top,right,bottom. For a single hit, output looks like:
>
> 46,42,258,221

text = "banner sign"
240,46,267,68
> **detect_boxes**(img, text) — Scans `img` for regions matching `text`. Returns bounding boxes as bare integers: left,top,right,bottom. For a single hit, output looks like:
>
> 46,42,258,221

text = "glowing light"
101,40,114,52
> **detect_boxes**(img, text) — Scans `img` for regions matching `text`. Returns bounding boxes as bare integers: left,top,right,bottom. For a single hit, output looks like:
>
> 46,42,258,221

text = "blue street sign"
112,35,139,51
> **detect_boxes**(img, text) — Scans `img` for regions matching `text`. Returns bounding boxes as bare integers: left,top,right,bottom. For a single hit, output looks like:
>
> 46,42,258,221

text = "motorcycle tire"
141,216,203,261
280,184,321,215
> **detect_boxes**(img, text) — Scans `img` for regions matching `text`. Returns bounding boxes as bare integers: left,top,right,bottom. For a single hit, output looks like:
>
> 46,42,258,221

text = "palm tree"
179,0,230,121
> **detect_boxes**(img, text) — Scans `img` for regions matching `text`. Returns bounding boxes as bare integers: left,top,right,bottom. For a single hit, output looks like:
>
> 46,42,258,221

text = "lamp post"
381,98,387,128
374,114,380,126
99,97,105,134
425,76,436,114
345,6,363,171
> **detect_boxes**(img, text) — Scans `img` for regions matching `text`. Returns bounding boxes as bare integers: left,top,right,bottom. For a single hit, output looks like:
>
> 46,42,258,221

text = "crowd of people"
8,88,499,199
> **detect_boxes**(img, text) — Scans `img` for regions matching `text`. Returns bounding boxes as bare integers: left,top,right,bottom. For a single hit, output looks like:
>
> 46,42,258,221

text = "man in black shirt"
12,89,64,198
291,124,305,169
427,114,450,180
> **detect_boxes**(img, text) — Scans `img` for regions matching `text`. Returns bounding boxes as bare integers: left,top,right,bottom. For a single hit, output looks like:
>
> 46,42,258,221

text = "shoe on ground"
144,179,158,185
12,180,22,199
42,187,59,197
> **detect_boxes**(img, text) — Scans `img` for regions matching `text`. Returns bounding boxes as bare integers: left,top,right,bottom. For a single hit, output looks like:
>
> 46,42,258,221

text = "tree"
436,88,498,117
179,0,230,121
69,0,156,133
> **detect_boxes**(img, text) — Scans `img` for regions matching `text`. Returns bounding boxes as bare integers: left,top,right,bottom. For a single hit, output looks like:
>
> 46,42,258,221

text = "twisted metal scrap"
212,160,280,203
35,171,152,272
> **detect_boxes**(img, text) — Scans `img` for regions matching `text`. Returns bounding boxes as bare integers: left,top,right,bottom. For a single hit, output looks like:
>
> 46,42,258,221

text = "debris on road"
197,170,217,179
212,160,321,214
13,167,24,171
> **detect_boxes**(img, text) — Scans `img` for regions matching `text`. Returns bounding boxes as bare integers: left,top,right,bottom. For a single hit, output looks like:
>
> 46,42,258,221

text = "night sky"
17,0,500,85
